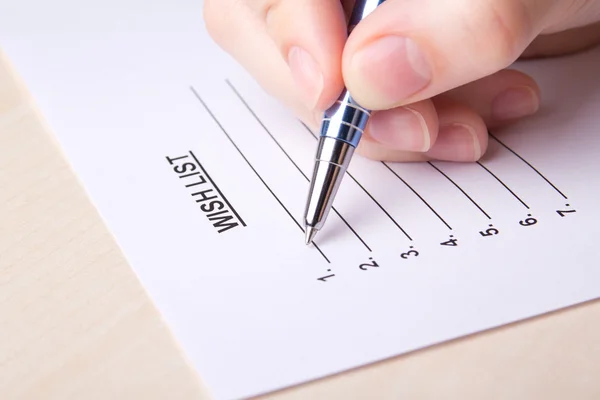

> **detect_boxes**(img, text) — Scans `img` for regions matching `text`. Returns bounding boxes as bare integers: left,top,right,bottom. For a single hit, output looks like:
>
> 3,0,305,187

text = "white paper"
3,2,600,399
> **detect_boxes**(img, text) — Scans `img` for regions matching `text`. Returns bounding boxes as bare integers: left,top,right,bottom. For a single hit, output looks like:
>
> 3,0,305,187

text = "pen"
303,0,386,245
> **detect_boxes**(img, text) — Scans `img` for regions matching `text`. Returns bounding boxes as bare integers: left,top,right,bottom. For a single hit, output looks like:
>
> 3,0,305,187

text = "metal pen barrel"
303,0,386,244
303,91,371,244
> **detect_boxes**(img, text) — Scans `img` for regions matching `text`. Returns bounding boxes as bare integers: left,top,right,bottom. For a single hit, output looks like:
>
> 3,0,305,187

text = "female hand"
203,0,600,162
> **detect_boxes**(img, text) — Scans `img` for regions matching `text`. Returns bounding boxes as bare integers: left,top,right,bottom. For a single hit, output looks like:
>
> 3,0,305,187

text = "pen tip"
305,226,318,245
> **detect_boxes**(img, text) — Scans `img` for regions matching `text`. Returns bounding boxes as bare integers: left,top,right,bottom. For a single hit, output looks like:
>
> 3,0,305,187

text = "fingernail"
369,107,430,152
491,86,539,120
427,123,481,161
351,36,432,107
288,46,323,109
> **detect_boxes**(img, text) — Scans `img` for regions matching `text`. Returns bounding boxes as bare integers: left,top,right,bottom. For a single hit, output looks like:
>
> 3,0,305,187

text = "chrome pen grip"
320,91,371,147
318,0,385,147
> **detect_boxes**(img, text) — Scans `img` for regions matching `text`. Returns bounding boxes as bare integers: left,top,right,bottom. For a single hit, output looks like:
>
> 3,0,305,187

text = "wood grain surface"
2,49,600,399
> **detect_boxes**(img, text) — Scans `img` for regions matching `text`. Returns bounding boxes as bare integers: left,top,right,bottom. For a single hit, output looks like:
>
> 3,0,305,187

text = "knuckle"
203,0,233,46
475,0,533,68
260,0,284,36
552,0,600,29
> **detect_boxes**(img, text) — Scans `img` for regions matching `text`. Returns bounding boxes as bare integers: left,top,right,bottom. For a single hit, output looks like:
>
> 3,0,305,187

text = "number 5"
479,227,499,237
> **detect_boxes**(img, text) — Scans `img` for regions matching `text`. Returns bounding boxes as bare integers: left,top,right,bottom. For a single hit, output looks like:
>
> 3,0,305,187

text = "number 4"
440,238,458,247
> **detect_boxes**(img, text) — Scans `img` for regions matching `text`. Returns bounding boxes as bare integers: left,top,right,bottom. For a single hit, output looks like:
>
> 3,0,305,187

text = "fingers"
358,67,540,161
262,0,348,110
203,0,296,106
522,21,600,58
204,0,349,126
342,0,559,110
439,69,540,128
367,99,438,153
356,141,430,162
425,99,488,162
359,98,488,162
203,0,549,166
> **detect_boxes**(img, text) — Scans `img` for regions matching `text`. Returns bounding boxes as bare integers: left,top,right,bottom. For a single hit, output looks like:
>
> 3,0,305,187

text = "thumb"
342,0,561,110
261,0,348,110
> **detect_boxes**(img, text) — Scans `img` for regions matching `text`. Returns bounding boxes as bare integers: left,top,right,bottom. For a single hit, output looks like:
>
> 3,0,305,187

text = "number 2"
359,258,380,271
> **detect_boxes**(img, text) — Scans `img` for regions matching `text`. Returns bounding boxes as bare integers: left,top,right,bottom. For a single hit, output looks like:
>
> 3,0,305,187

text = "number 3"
401,250,419,259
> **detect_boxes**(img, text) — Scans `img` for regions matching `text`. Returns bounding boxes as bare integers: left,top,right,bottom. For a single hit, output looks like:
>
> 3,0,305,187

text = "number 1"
557,209,576,217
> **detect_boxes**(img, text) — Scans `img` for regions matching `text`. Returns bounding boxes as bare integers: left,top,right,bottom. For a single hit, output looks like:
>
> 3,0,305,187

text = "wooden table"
1,49,600,399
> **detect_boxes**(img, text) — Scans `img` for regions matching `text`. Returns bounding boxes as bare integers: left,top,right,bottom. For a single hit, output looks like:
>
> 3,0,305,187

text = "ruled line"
346,174,413,241
477,161,529,209
428,162,492,220
382,162,453,230
313,242,330,263
489,132,568,199
226,80,372,252
301,122,413,241
190,86,330,263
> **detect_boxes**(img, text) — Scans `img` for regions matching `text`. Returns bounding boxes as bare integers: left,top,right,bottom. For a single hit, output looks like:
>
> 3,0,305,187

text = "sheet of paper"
3,1,600,399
